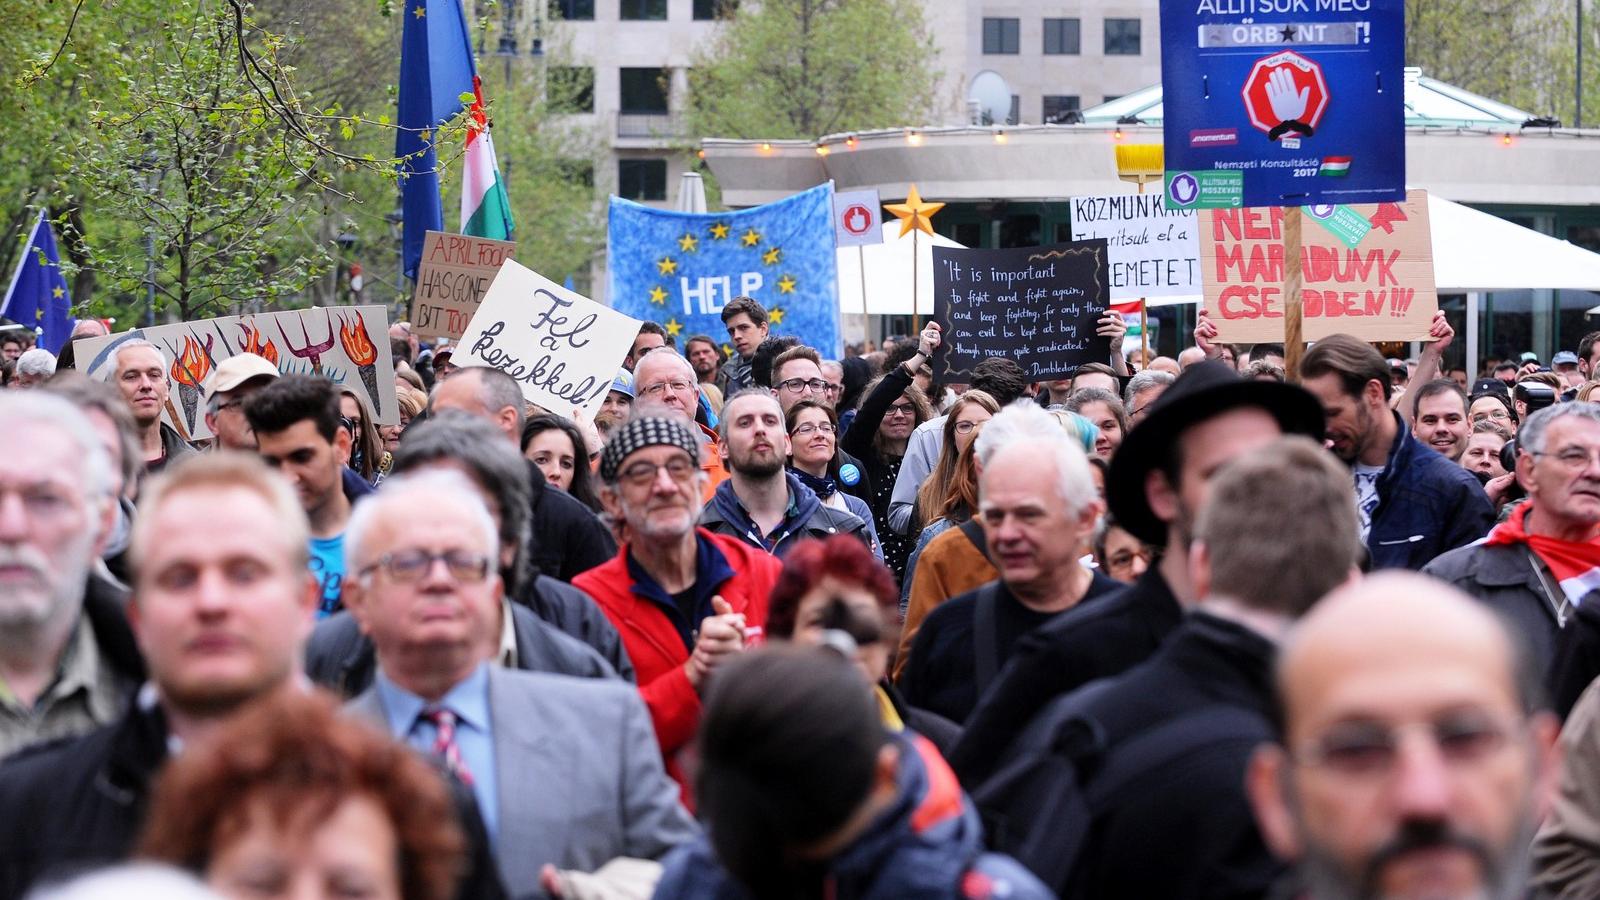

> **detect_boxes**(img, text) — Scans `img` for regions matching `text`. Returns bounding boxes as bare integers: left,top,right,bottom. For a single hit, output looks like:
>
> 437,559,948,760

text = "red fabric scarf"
1485,504,1600,603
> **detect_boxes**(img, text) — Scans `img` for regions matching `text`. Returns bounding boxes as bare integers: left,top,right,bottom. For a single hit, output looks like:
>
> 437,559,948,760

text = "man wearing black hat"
950,361,1325,786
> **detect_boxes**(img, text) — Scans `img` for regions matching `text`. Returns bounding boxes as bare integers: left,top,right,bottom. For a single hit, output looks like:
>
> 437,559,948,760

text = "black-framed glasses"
885,403,916,417
358,549,491,584
778,378,828,394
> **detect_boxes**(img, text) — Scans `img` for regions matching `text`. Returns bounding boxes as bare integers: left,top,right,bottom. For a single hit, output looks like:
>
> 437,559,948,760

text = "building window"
549,67,594,113
1042,95,1080,124
619,67,669,113
1043,18,1080,55
1008,95,1020,126
694,0,737,19
982,18,1019,54
618,159,667,200
620,0,667,20
549,0,593,19
1105,18,1141,55
950,222,983,247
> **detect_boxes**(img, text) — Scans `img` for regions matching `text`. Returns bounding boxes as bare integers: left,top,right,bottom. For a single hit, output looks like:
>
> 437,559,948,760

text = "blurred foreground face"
789,576,891,685
206,793,401,900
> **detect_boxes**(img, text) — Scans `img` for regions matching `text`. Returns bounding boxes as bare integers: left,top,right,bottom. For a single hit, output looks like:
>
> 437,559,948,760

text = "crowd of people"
4,293,1600,900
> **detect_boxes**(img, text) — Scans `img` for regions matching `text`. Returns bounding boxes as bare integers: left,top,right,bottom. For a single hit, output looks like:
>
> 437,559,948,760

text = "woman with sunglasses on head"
338,388,388,487
786,400,883,560
840,326,939,583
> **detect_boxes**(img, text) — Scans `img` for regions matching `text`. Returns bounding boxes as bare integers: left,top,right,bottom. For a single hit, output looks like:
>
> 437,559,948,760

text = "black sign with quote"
932,240,1112,382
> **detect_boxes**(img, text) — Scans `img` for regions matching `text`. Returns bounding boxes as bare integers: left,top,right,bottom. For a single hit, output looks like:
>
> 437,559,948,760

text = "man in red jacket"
575,415,782,800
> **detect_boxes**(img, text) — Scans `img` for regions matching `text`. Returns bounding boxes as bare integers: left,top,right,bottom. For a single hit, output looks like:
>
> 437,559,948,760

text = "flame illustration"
239,321,280,366
338,314,378,366
168,335,213,388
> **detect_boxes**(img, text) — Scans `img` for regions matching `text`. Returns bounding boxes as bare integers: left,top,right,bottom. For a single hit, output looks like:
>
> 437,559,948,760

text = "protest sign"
75,306,398,442
1159,0,1405,209
456,259,643,420
1069,193,1200,300
1200,190,1437,343
932,241,1112,383
833,189,883,248
410,230,517,341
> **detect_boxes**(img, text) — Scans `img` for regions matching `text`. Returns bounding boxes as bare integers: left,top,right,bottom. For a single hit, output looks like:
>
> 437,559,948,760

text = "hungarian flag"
1318,156,1352,177
460,75,515,241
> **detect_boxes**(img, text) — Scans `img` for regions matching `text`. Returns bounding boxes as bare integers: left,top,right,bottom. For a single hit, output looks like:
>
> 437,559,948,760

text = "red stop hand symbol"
1241,50,1329,141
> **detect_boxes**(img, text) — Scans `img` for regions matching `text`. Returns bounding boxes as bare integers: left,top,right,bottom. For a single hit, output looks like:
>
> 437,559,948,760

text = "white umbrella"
675,172,707,214
836,223,965,315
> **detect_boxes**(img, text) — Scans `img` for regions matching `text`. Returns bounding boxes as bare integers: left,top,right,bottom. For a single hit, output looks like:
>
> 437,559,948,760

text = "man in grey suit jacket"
341,469,697,897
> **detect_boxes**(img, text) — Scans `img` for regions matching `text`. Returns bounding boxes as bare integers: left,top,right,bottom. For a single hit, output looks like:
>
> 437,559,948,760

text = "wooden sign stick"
1283,207,1304,382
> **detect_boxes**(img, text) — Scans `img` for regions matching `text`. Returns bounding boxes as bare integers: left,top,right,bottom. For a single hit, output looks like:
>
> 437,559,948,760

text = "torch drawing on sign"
337,312,382,416
236,320,282,367
278,310,337,376
165,333,213,436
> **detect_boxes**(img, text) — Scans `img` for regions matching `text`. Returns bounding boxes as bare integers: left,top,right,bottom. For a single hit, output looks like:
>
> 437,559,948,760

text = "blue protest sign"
607,184,840,357
1159,0,1406,209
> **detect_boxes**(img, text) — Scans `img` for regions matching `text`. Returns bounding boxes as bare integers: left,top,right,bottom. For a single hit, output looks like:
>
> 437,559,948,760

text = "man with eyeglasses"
633,348,730,501
771,345,875,505
575,415,781,799
344,470,696,895
1426,403,1600,689
200,353,279,451
700,391,872,558
1247,572,1560,900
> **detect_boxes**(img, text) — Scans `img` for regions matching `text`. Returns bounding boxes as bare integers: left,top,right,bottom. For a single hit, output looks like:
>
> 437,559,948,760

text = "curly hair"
139,690,464,900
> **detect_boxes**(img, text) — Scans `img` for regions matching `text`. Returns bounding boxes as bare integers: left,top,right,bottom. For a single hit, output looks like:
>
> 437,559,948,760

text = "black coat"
305,594,628,700
0,700,506,900
1423,539,1563,687
526,461,617,582
984,613,1283,900
512,575,636,681
951,567,1183,786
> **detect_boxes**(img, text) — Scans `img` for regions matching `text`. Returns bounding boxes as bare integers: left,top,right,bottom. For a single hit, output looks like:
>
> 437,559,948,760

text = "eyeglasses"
639,380,695,398
778,378,829,394
619,456,698,487
1530,447,1600,472
1472,409,1512,422
822,382,843,395
885,403,916,417
359,549,491,584
1294,712,1522,780
953,420,985,435
792,422,836,437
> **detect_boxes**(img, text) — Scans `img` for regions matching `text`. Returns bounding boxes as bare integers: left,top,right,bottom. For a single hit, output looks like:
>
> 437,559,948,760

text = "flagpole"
911,230,921,334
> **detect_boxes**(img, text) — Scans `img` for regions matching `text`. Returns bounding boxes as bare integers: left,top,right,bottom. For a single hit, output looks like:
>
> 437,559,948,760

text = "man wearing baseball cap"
574,415,783,801
951,361,1325,785
201,353,279,451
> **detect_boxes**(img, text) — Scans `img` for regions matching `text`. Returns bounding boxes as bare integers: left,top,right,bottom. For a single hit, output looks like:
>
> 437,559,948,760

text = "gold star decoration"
412,3,425,17
776,275,797,294
678,232,699,253
721,342,734,357
768,307,786,325
761,246,782,266
740,228,762,247
884,183,945,238
648,285,668,305
51,286,64,298
665,318,684,338
656,256,678,276
709,222,731,240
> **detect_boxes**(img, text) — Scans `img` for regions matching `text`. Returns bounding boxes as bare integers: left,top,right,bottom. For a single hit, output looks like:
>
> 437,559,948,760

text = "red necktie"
420,706,473,787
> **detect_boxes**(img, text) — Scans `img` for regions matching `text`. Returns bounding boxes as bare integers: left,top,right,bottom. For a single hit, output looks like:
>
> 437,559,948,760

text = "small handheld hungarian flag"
460,75,515,241
1318,156,1352,177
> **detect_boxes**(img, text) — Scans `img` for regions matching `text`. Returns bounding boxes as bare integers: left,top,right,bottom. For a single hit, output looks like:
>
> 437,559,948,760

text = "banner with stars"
607,183,840,357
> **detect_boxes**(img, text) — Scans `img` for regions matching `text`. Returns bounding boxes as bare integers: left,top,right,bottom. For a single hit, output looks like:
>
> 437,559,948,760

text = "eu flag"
1,212,75,353
608,184,841,357
397,0,477,280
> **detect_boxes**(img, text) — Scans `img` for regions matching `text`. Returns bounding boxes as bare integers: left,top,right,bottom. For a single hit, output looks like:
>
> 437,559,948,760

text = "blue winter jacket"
1367,411,1495,570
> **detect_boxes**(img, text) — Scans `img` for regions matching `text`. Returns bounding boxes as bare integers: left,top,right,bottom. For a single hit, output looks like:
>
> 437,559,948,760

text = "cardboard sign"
74,306,398,442
833,189,884,248
456,259,643,419
932,241,1112,383
1159,0,1405,208
1070,193,1200,300
1200,189,1437,343
410,230,517,341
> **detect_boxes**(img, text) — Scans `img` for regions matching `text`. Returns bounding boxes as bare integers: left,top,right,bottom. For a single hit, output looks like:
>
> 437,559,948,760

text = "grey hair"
635,346,697,384
391,409,533,590
109,338,163,372
16,347,56,378
453,365,527,435
344,468,499,579
1123,370,1175,408
0,391,114,502
26,863,223,900
1518,402,1600,456
974,402,1098,515
42,372,141,496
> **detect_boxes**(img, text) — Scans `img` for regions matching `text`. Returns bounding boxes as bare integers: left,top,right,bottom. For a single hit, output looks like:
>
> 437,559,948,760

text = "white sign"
456,259,643,420
1069,193,1201,300
833,189,884,248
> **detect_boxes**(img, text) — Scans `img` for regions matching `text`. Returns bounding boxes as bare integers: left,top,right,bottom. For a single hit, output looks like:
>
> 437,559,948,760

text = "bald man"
1247,573,1560,900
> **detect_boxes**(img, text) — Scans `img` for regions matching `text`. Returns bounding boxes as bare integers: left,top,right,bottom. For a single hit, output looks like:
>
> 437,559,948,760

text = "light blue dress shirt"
374,663,499,844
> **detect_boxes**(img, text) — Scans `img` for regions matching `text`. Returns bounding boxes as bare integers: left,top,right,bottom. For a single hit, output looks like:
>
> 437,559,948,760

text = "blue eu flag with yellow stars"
1,212,75,354
607,183,840,357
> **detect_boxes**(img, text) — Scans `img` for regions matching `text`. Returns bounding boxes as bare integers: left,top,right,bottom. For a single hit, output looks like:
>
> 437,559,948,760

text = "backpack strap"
972,583,1002,694
958,517,993,564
